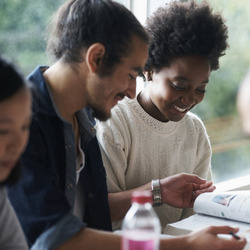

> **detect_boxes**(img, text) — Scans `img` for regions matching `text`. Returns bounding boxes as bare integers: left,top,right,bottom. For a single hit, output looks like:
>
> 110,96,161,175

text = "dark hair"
0,55,28,101
144,0,228,73
0,55,29,186
46,0,149,76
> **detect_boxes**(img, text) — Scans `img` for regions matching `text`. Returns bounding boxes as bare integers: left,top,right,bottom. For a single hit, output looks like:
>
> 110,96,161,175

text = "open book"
164,190,250,241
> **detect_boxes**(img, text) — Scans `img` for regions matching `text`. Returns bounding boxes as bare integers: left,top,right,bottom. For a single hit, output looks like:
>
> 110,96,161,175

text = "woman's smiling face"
148,55,211,122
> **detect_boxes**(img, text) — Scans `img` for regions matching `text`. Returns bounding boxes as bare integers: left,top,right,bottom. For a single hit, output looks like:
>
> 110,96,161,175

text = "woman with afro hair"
96,0,228,232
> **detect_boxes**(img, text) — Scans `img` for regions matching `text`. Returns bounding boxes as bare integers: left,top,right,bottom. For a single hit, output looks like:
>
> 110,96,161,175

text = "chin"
167,113,185,122
0,171,10,183
92,109,111,122
172,116,185,122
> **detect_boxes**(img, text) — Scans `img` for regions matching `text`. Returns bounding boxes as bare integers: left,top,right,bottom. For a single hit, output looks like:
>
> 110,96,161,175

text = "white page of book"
194,191,250,223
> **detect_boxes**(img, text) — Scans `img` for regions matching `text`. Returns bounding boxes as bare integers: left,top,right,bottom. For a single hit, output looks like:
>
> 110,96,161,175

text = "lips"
173,105,189,113
0,161,16,170
116,93,125,101
116,96,124,102
113,94,125,104
111,94,125,108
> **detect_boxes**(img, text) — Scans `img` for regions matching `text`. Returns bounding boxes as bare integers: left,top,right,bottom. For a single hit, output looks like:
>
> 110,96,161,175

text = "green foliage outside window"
193,0,250,182
193,0,250,120
0,0,65,75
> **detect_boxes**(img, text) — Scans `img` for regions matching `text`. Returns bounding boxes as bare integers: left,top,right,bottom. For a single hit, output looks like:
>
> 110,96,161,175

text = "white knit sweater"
96,97,212,231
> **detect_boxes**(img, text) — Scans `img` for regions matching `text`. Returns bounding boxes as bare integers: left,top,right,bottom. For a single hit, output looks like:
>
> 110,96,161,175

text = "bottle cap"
131,190,153,204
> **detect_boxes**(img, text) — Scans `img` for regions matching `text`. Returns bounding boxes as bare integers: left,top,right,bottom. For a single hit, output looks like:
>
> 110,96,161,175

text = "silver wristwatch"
151,179,163,206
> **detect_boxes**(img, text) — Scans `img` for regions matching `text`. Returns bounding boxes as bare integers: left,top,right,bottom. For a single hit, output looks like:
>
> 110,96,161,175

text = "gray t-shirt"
0,187,28,250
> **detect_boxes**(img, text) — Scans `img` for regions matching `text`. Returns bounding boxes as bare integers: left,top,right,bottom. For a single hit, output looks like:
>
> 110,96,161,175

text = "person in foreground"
7,0,246,249
96,0,228,230
0,55,31,250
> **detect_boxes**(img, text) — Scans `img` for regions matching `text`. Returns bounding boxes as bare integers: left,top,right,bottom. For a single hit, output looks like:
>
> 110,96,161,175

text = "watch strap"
151,179,163,206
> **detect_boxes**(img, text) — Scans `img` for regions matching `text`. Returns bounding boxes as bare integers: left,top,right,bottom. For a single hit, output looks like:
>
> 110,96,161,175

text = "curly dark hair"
144,0,228,73
46,0,149,76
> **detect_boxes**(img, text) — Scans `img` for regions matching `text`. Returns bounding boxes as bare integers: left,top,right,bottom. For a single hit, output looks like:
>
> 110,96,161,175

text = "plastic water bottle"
121,190,161,250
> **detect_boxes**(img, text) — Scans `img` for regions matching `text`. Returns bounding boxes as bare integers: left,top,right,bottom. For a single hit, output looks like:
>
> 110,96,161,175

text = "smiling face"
0,87,31,182
144,55,211,122
87,35,148,121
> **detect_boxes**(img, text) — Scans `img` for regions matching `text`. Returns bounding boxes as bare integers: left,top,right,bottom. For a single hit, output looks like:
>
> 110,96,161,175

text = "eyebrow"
0,115,31,125
173,76,209,84
0,119,13,124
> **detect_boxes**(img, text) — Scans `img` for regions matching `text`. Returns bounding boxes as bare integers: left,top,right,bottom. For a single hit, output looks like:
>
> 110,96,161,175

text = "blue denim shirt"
8,66,112,250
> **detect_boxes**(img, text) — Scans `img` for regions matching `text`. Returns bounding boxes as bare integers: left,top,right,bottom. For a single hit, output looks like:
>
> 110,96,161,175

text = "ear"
85,43,105,73
145,71,153,81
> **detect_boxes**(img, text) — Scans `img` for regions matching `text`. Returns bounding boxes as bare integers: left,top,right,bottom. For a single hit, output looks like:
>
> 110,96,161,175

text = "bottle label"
122,232,158,250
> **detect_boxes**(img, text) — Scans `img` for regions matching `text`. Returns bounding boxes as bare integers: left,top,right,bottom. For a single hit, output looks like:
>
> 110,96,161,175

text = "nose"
181,91,197,107
125,79,137,99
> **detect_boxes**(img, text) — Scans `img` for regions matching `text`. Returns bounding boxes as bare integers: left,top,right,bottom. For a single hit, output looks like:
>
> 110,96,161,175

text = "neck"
137,85,169,122
43,60,87,122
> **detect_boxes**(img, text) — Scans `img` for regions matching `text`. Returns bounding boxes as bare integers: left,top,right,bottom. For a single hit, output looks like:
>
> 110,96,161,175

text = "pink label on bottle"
122,238,154,250
122,233,158,250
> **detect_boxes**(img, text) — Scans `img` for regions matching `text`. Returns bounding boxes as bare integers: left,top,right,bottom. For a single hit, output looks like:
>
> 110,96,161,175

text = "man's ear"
85,43,105,73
